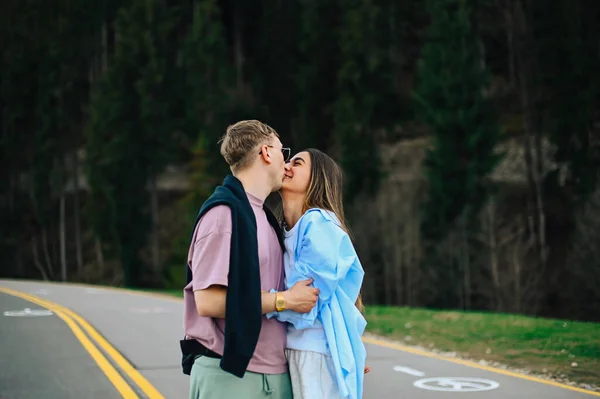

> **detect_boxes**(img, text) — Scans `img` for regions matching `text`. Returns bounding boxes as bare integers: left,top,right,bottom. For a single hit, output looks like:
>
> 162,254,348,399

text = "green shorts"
189,355,292,399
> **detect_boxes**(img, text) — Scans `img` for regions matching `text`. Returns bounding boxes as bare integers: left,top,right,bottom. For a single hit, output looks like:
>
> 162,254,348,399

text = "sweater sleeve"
268,211,357,329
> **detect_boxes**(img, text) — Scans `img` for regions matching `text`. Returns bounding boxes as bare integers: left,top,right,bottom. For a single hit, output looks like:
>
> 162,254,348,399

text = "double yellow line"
0,287,165,399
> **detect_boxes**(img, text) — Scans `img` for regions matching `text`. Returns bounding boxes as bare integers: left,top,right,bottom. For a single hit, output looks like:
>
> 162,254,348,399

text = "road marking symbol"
363,336,600,396
413,377,500,392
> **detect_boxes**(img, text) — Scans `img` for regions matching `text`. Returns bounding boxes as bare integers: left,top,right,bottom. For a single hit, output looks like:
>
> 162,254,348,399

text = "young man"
182,120,319,399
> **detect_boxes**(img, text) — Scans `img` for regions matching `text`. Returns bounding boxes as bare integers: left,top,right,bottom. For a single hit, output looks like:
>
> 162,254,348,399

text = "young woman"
267,148,368,399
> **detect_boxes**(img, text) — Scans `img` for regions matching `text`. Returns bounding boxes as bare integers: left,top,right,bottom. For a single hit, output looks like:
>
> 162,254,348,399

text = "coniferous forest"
1,0,599,321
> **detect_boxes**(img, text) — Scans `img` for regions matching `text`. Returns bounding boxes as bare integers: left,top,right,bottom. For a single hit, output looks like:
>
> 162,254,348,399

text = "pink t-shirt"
183,192,287,374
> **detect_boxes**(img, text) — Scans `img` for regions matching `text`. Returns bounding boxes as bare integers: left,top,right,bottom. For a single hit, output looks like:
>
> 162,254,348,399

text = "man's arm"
194,279,319,318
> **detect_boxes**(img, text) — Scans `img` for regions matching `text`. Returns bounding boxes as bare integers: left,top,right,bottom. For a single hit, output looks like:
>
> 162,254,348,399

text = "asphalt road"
0,279,597,399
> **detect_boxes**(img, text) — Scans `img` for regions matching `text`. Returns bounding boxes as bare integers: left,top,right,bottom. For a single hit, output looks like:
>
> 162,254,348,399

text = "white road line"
393,366,425,377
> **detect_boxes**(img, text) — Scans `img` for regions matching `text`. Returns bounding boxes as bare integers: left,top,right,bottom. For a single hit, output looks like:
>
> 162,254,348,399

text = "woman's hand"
364,366,371,374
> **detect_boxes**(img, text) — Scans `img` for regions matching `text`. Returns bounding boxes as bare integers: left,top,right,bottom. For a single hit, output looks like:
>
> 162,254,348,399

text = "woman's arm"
268,211,357,328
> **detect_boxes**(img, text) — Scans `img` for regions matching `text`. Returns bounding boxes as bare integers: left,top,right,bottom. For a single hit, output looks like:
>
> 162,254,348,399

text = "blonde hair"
302,148,364,313
219,120,279,172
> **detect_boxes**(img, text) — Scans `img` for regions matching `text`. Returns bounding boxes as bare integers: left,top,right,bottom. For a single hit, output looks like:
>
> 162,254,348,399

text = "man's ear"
260,145,273,164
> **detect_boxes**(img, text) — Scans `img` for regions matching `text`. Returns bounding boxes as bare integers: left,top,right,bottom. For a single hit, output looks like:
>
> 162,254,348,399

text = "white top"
283,218,329,354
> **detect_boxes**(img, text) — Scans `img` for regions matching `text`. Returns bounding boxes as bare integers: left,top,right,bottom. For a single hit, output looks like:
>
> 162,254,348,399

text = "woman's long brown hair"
301,149,364,313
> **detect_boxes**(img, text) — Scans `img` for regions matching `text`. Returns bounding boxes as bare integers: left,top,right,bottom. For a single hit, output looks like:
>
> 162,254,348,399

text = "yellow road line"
362,336,600,397
56,301,166,399
0,287,166,399
11,279,596,396
0,287,139,399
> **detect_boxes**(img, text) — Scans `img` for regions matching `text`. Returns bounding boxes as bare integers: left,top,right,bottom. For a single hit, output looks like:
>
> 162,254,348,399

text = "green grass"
152,287,599,387
365,306,600,387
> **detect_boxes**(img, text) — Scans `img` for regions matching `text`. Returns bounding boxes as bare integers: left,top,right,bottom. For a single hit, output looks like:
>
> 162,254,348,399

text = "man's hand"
283,279,319,313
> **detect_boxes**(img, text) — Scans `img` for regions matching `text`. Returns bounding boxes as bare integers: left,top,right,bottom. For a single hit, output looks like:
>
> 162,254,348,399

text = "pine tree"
294,0,342,151
254,0,302,146
334,0,388,201
182,0,234,179
539,0,600,203
86,0,180,287
163,0,234,280
415,0,502,241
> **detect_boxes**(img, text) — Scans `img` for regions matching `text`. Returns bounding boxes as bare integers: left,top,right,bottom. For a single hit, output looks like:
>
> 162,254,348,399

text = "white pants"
286,349,344,399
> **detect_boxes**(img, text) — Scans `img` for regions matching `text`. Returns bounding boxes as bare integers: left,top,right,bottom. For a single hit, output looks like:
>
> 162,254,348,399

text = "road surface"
0,279,597,399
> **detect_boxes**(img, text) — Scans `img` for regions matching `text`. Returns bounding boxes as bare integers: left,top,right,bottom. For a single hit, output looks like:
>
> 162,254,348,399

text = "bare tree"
71,151,83,273
59,186,67,281
485,198,503,310
513,0,548,273
351,139,426,306
95,238,105,273
31,235,50,281
58,156,67,281
478,193,535,313
497,0,517,89
565,187,600,316
149,176,160,277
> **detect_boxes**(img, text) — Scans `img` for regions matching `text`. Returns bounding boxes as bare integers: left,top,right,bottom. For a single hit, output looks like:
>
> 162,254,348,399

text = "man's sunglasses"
259,145,291,162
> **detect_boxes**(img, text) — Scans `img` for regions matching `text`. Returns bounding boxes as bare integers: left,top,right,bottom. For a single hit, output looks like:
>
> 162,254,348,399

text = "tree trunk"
409,193,420,306
10,173,24,277
513,219,523,313
150,176,160,277
41,228,55,279
514,0,547,272
60,191,67,281
95,237,105,272
31,235,50,281
533,128,547,266
233,4,244,91
380,194,393,304
102,21,108,72
502,2,516,88
72,151,83,273
17,243,24,278
391,186,402,305
406,220,414,306
460,213,471,310
8,172,15,212
487,199,503,310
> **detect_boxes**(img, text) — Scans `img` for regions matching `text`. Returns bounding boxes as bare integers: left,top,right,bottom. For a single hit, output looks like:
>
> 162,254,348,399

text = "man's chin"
272,181,284,193
278,182,296,194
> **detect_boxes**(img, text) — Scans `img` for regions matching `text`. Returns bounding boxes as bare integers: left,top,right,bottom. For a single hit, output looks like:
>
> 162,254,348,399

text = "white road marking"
392,366,425,377
413,377,500,392
3,308,54,317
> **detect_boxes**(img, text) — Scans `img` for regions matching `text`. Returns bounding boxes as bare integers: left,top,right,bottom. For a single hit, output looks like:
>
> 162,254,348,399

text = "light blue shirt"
267,208,367,399
281,215,329,355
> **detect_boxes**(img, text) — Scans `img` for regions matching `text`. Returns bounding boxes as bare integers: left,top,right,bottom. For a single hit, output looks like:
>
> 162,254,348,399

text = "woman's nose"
284,163,292,171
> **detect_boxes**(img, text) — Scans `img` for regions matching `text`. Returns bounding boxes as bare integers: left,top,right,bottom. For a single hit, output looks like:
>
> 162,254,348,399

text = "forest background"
1,0,599,322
